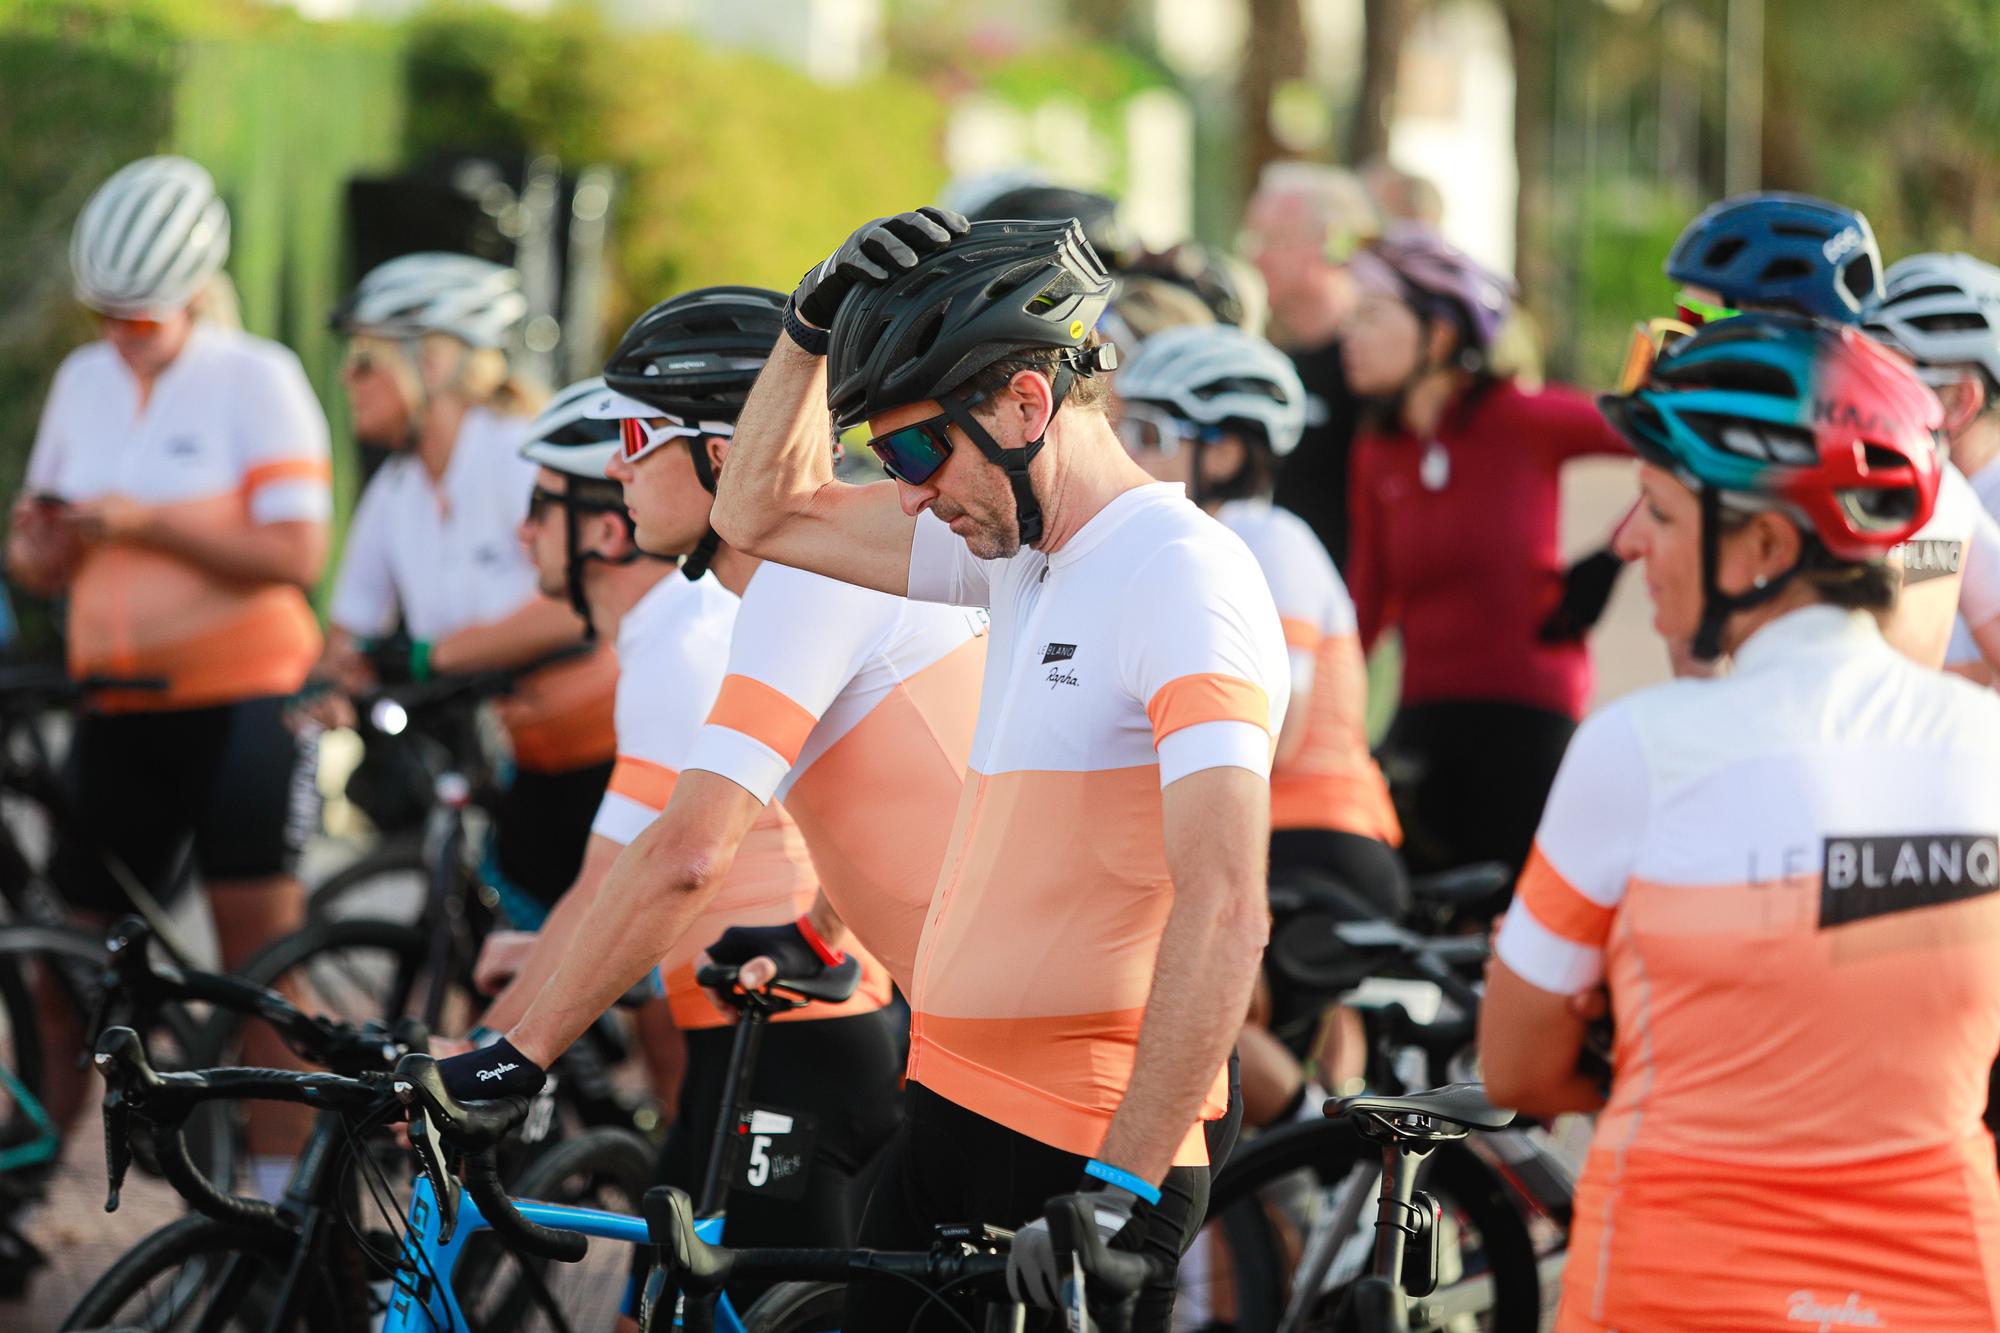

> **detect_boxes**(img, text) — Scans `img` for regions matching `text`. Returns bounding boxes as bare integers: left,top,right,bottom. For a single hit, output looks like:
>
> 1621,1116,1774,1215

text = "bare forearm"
508,829,733,1066
713,337,836,553
135,514,325,588
482,860,610,1032
1097,882,1267,1182
433,596,585,674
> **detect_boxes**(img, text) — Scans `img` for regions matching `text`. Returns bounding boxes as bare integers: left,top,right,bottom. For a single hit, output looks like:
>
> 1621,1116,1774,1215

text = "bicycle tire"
0,950,44,1149
456,1128,656,1333
306,837,428,924
1202,1116,1542,1333
58,1212,351,1333
739,1279,845,1333
0,926,234,1189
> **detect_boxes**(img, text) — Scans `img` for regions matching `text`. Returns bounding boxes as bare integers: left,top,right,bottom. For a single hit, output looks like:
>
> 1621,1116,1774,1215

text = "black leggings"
637,1009,905,1290
1381,700,1577,877
849,1061,1242,1333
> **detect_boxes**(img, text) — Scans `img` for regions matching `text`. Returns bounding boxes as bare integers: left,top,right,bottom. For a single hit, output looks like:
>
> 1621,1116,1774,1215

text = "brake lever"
101,1087,132,1213
401,1100,461,1242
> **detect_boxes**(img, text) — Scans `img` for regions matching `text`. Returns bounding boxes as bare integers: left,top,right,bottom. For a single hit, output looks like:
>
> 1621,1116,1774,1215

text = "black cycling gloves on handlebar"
437,1037,546,1103
705,916,845,983
1006,1178,1147,1310
791,207,970,330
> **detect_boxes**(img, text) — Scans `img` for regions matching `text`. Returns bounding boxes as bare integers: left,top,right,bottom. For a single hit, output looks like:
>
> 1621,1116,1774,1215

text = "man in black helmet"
714,209,1291,1328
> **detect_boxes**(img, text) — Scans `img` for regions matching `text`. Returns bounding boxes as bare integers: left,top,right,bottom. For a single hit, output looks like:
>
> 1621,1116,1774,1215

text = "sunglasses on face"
1115,402,1207,459
618,415,732,465
1675,290,1741,328
525,486,566,524
1617,317,1696,394
97,312,167,337
863,391,998,486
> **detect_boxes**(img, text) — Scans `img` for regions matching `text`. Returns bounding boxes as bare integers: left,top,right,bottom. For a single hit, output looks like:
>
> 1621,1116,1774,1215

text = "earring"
1752,573,1769,590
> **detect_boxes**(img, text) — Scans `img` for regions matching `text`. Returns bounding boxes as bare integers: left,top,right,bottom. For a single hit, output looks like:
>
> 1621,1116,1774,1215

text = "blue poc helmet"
1665,192,1883,325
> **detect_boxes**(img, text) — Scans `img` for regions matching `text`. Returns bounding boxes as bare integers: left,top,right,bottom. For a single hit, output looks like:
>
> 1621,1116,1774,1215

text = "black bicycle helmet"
971,185,1133,270
601,286,784,580
827,218,1112,430
602,285,786,422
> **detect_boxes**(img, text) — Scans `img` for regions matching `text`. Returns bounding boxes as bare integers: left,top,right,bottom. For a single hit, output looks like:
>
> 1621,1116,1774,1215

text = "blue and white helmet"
71,156,231,316
1113,323,1307,456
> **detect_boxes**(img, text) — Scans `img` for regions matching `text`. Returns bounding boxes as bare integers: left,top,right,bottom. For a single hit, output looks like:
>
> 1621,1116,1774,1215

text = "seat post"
1368,1136,1423,1292
694,992,776,1216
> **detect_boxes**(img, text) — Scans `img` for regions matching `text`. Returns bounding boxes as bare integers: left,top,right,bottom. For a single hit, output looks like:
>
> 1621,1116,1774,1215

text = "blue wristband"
1084,1159,1161,1206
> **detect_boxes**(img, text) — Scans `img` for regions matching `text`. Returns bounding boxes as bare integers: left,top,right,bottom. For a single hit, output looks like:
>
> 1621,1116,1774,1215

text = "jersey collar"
1731,604,1880,676
1046,482,1183,571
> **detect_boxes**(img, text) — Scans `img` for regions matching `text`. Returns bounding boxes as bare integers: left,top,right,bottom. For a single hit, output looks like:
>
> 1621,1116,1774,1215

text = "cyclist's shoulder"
45,338,120,395
1216,499,1336,574
190,324,305,377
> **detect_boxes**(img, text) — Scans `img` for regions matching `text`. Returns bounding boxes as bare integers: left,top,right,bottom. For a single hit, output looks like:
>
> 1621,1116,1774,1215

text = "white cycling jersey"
1882,460,2000,668
1946,455,2000,668
683,560,988,993
901,482,1290,1165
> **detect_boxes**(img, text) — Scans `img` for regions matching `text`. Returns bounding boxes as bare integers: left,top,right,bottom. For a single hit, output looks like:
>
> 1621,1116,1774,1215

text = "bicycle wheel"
456,1127,656,1333
306,836,428,925
1191,1117,1542,1333
0,926,235,1190
0,951,45,1155
740,1280,845,1332
58,1213,351,1333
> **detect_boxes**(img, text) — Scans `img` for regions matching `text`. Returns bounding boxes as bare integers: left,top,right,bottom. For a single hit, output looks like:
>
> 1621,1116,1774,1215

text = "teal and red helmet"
1600,312,1941,561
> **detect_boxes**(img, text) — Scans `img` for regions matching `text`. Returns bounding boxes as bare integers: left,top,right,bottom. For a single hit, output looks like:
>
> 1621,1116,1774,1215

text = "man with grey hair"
1240,161,1379,568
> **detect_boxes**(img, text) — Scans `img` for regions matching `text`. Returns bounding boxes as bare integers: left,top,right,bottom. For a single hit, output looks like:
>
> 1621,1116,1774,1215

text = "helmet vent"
1760,257,1813,283
1908,312,1990,333
1687,414,1817,465
1702,237,1747,268
1842,255,1877,298
1772,222,1834,241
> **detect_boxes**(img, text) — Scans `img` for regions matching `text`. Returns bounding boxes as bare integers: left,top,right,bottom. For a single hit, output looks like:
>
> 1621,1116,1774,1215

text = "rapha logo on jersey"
476,1063,519,1082
1042,642,1077,665
1819,832,2000,927
1786,1290,1882,1331
1892,537,1962,585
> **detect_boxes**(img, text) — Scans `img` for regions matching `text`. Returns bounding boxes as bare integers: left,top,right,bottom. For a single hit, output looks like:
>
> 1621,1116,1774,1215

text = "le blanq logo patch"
1819,833,2000,928
1894,538,1962,586
1042,643,1077,665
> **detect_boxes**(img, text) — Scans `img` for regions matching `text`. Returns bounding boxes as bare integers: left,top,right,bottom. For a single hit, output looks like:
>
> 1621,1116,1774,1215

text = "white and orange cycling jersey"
328,407,616,773
683,560,987,993
903,483,1290,1166
589,569,890,1031
1881,459,2000,668
29,326,331,711
1947,456,2000,669
1216,498,1398,842
1496,605,2000,1332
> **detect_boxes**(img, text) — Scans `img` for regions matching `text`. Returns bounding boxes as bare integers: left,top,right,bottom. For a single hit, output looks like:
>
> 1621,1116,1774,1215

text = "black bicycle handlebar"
391,1052,588,1264
0,662,170,707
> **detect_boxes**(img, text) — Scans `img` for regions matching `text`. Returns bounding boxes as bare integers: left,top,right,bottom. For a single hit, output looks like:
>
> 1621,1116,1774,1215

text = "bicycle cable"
890,1262,982,1333
338,1101,466,1333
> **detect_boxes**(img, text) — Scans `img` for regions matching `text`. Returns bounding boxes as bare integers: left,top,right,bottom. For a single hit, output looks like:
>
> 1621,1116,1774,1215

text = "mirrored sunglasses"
619,415,731,465
1617,318,1696,394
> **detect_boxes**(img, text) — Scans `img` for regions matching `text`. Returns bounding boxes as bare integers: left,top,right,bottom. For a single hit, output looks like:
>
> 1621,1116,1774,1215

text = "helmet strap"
940,365,1074,549
558,496,660,639
1691,486,1807,660
682,436,725,582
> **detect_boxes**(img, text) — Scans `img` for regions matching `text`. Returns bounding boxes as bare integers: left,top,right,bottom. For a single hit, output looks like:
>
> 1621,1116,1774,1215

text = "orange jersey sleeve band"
241,457,334,493
1146,673,1270,745
1517,845,1614,947
705,674,818,765
608,756,678,811
1280,616,1324,653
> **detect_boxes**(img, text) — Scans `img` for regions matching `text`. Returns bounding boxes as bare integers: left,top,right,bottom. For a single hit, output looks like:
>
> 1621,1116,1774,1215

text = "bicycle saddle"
643,1186,734,1292
1329,1083,1515,1134
694,954,862,1008
1406,862,1513,909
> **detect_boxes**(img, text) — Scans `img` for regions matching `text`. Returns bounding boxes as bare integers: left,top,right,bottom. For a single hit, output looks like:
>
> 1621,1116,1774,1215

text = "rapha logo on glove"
476,1063,520,1082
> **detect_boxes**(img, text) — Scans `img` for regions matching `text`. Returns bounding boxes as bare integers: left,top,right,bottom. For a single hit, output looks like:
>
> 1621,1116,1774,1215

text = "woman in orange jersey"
317,253,616,924
1482,315,2000,1331
9,157,332,1196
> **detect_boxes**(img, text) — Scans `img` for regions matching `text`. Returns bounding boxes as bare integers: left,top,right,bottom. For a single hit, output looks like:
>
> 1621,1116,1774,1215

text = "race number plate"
731,1104,818,1201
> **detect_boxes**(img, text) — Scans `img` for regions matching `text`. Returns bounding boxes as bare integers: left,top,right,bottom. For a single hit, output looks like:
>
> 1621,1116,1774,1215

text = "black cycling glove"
437,1038,546,1103
1538,547,1626,643
705,918,843,984
792,207,970,328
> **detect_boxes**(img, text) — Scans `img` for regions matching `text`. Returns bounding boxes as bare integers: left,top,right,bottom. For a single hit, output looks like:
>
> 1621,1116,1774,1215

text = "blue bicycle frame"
383,1177,748,1333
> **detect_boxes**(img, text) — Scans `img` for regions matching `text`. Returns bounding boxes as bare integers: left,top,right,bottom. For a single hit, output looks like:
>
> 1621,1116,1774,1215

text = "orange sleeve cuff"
705,674,818,765
1146,672,1270,744
1518,845,1614,947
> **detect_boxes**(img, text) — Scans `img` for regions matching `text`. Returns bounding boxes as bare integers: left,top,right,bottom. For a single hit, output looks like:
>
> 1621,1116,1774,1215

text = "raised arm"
713,336,915,596
713,207,971,597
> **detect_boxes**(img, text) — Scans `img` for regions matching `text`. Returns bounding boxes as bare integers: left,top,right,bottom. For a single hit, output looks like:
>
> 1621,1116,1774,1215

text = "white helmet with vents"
70,156,231,316
1864,252,2000,391
330,252,526,349
1113,323,1307,456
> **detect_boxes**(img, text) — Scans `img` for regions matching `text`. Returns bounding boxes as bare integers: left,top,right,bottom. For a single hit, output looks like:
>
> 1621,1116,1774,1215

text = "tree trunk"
1502,0,1554,315
1349,0,1416,163
1238,0,1310,193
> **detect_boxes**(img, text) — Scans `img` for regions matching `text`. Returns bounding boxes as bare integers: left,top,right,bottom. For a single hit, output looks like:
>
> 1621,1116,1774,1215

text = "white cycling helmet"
521,377,622,481
71,155,231,316
330,252,527,349
1864,252,2000,391
1113,323,1307,456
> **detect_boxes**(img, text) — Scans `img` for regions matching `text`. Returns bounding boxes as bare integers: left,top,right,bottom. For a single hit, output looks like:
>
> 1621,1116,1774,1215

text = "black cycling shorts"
636,1007,906,1294
57,695,319,914
1269,827,1410,921
488,759,613,912
847,1060,1244,1333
